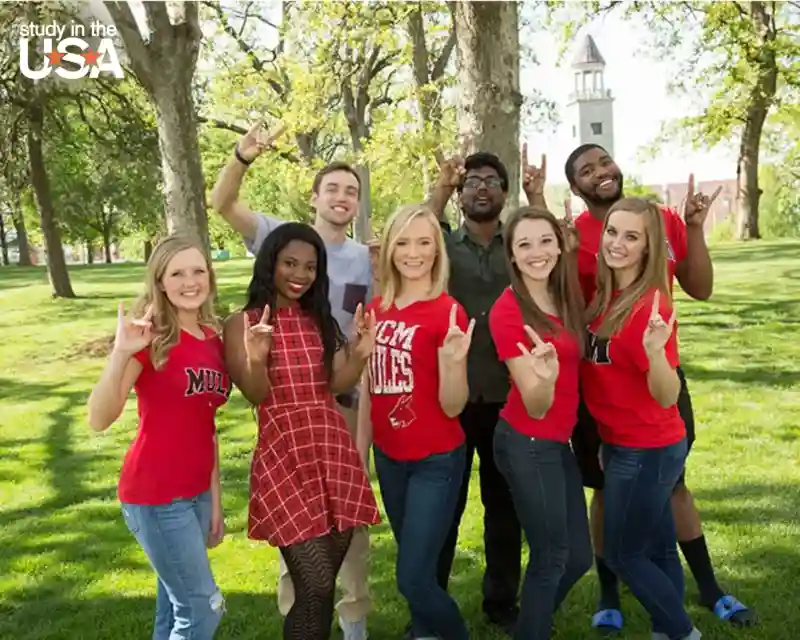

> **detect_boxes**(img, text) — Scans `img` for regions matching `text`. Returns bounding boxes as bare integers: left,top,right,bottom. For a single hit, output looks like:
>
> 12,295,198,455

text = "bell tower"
566,34,615,156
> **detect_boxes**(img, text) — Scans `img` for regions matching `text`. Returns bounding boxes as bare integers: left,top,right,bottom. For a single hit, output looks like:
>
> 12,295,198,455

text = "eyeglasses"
463,176,503,189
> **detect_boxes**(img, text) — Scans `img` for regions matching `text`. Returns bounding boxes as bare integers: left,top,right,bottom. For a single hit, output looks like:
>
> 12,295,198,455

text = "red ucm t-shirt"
118,328,231,505
574,207,688,305
489,287,581,443
367,293,467,461
581,288,685,448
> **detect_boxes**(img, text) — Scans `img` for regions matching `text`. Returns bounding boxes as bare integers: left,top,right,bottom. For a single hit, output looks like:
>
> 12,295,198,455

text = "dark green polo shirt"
443,222,511,404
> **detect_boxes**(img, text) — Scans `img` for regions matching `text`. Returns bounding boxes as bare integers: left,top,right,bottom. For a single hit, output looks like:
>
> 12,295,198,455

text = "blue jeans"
121,491,223,640
602,439,692,639
374,445,469,640
494,421,593,640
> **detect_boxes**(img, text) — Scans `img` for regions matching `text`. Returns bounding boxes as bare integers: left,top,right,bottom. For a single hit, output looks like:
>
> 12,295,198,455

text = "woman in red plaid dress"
224,223,380,640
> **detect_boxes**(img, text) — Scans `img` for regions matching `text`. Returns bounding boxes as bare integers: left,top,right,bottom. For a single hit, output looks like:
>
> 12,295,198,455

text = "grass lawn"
0,239,798,640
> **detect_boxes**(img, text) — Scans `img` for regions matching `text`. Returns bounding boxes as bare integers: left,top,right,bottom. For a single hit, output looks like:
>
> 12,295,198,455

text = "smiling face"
274,240,318,303
571,147,624,206
391,215,438,283
310,169,360,228
602,209,648,273
160,248,210,311
510,217,561,283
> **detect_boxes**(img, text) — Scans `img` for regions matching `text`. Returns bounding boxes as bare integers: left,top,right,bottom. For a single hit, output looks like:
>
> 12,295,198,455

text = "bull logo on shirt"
388,395,416,430
185,368,231,398
586,331,612,365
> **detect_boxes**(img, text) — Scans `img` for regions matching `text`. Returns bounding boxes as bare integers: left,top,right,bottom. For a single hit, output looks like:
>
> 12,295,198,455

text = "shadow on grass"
691,481,800,527
709,240,800,264
681,364,800,389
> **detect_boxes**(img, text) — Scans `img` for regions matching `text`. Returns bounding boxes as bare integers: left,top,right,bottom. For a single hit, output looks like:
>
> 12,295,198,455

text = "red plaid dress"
247,304,380,547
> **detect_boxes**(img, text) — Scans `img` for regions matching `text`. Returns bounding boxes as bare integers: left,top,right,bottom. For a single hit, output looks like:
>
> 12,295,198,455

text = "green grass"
1,240,799,639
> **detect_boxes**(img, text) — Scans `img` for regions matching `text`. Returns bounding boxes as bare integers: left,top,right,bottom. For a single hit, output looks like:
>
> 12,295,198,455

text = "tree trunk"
86,240,94,264
102,226,112,263
10,196,31,266
144,239,153,262
105,1,208,250
152,81,209,248
354,165,371,243
0,213,8,266
27,101,75,298
454,1,522,213
735,2,778,241
407,4,454,195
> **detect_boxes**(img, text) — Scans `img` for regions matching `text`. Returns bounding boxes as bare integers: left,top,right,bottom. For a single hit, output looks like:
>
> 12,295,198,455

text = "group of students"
87,121,757,640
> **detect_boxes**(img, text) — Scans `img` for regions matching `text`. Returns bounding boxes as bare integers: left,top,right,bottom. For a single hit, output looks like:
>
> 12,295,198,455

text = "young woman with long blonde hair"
582,198,700,640
357,204,474,640
88,235,229,639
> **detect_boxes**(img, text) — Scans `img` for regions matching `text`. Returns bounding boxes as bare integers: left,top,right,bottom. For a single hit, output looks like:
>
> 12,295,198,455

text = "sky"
522,13,738,187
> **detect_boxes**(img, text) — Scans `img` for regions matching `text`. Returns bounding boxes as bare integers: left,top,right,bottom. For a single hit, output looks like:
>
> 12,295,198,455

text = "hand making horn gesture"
642,290,677,355
440,304,476,362
351,304,378,360
244,304,274,364
560,197,579,252
521,142,546,198
433,137,471,189
516,325,559,383
114,303,154,355
236,120,288,165
683,173,722,228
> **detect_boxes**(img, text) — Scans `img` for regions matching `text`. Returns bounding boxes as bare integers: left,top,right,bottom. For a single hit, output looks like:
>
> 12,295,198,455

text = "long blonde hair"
132,235,220,370
378,204,449,310
503,206,585,352
587,198,671,338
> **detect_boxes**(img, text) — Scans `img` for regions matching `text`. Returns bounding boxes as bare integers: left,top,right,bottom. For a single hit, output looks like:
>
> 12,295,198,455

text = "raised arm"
87,303,152,432
675,173,719,301
355,371,373,468
223,307,274,406
209,121,287,243
521,142,549,210
437,304,475,418
642,291,681,407
331,305,376,394
505,326,559,420
426,141,469,222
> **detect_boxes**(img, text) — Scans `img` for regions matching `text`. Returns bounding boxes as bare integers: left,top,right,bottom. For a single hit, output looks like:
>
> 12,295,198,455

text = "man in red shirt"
564,144,755,632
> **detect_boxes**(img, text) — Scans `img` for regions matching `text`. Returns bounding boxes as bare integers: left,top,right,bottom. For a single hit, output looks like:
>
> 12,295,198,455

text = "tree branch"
103,1,154,93
432,29,456,82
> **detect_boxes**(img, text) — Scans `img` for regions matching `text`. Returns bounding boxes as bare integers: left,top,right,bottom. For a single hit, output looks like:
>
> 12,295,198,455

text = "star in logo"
82,49,100,66
46,50,64,65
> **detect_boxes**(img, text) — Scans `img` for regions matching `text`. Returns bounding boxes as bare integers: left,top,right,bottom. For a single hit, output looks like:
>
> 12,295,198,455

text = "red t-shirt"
581,288,685,448
489,287,581,443
575,207,688,305
118,328,231,505
367,293,467,461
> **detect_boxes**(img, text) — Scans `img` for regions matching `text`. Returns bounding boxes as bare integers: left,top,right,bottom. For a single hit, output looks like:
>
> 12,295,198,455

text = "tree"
454,1,523,210
549,1,800,239
406,2,457,192
0,129,32,267
104,1,209,247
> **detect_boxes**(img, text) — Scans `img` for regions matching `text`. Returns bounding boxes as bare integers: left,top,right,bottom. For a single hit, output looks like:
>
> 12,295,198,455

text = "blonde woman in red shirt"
87,235,230,639
357,204,474,640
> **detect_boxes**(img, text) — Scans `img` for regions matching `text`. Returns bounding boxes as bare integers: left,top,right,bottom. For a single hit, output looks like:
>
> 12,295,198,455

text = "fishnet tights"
280,528,353,640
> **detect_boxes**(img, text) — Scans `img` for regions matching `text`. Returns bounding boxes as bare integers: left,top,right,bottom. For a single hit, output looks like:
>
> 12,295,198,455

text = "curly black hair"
456,152,510,193
245,222,346,380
